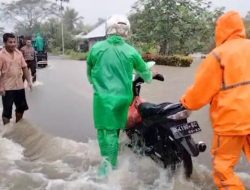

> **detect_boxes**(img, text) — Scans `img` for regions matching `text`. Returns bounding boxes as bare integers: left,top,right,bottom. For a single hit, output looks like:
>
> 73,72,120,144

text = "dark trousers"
26,60,37,82
2,89,29,119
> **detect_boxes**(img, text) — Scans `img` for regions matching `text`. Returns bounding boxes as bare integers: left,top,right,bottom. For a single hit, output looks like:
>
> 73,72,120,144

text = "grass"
50,48,88,61
65,50,88,61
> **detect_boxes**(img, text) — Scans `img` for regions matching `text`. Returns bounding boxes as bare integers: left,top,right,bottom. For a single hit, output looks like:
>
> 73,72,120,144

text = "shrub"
66,49,88,61
143,53,193,67
50,47,61,55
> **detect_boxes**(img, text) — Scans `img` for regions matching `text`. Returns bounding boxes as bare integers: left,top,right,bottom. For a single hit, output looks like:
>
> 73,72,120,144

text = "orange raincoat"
181,11,250,190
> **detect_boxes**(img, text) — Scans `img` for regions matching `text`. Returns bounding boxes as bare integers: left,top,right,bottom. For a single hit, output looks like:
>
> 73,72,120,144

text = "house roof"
75,22,106,40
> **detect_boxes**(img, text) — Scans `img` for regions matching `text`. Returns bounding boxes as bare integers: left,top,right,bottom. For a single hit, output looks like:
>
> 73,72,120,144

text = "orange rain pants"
212,135,250,190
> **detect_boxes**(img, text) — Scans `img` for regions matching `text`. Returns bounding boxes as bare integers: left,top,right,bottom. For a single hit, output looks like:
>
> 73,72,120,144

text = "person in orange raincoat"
181,11,250,190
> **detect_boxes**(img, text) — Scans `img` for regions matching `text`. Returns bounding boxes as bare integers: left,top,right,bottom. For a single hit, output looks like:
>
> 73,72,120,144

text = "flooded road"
25,56,95,142
0,55,248,189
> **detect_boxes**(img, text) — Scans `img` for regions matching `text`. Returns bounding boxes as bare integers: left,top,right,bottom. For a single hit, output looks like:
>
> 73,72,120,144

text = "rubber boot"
98,159,112,178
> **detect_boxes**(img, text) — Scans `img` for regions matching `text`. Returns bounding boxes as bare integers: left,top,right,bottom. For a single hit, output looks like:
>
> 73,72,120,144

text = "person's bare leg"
16,112,24,123
2,117,10,125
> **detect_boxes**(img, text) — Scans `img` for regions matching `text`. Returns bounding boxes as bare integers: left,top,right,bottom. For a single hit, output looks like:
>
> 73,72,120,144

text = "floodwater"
0,56,249,190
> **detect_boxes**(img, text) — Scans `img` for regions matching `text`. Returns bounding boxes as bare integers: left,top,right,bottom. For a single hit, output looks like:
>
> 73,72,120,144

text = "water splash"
0,119,249,190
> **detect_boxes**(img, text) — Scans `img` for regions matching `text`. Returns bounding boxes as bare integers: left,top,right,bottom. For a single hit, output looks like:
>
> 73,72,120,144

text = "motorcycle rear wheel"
128,129,193,178
162,145,193,178
182,149,193,178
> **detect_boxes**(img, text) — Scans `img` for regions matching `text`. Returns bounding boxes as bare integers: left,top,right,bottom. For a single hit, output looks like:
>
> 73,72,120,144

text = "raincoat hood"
36,33,42,38
107,35,125,45
215,11,246,47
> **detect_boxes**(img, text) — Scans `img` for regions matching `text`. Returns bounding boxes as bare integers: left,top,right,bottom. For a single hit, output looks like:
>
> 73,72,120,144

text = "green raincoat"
35,33,45,52
87,35,152,130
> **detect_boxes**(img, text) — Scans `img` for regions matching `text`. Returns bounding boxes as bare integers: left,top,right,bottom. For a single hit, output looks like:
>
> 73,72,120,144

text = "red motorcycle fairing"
127,96,144,129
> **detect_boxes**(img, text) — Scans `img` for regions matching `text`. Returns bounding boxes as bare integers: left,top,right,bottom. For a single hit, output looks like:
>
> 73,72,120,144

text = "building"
75,21,106,51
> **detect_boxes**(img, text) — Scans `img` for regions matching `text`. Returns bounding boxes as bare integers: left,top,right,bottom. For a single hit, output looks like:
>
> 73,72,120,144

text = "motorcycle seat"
139,102,184,118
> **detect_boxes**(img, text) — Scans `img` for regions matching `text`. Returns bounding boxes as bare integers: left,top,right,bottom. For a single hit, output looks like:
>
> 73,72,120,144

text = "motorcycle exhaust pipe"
197,142,207,153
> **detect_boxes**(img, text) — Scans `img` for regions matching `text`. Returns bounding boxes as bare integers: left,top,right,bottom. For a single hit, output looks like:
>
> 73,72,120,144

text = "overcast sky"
0,0,249,27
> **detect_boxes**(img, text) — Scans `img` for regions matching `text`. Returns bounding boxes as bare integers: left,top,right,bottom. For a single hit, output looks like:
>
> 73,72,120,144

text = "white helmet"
106,14,131,37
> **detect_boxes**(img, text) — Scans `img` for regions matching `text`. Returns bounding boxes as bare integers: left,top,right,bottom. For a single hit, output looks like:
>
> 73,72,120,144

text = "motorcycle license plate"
170,121,201,139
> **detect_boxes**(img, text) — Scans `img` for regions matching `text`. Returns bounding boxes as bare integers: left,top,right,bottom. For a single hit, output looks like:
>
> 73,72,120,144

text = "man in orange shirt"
181,11,250,190
0,33,32,125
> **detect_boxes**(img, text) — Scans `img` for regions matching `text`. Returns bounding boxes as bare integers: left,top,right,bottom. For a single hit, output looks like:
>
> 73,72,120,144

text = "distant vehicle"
17,34,48,68
34,33,48,68
36,51,48,68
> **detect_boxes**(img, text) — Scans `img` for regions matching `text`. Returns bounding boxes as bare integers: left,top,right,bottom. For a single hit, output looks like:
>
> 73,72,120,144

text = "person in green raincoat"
34,33,45,52
87,15,153,176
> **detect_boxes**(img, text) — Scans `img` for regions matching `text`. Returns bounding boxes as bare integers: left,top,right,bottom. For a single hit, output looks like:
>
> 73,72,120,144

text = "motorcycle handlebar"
153,74,164,81
134,74,165,84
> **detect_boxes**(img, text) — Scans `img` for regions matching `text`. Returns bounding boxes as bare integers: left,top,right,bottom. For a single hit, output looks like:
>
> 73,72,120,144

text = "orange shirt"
0,48,27,91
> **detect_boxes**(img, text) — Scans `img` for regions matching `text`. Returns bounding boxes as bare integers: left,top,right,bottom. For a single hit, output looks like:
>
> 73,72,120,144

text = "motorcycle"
126,66,206,178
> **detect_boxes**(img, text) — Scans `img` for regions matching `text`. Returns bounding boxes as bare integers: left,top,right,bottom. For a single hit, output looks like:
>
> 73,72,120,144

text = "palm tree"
63,7,83,32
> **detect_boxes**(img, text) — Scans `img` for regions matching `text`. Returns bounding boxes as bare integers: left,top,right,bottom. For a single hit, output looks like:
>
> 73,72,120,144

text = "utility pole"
56,0,68,55
60,0,65,55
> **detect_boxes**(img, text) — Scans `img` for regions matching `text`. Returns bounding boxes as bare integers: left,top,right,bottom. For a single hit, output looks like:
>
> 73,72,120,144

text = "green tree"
0,0,58,35
245,11,250,38
63,7,83,33
92,18,106,29
36,4,90,51
40,17,78,51
130,0,224,55
75,20,92,34
246,11,250,20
